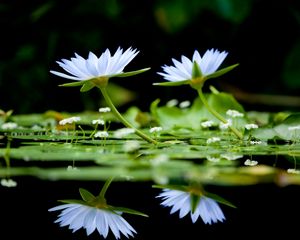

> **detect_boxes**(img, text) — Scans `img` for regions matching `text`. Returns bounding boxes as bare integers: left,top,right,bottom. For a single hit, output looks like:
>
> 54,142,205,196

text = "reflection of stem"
197,88,243,140
99,87,157,144
99,177,114,199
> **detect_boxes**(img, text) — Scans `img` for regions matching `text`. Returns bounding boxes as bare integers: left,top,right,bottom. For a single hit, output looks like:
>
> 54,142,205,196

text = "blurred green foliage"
0,0,299,113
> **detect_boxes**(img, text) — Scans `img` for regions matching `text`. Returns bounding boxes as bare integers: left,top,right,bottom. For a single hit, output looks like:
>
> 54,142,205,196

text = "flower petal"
50,70,84,80
96,210,109,238
83,208,97,235
50,47,139,82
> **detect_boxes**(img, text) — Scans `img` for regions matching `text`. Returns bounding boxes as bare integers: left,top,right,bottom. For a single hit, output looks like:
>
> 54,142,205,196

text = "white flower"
94,131,109,138
206,156,220,162
59,116,81,125
67,165,79,171
157,189,225,224
287,168,300,174
244,159,258,166
221,153,243,161
288,125,300,131
92,119,105,125
99,107,111,113
219,119,232,130
179,100,191,108
166,99,179,107
1,122,18,130
226,109,244,118
158,49,228,82
1,178,17,187
149,126,163,133
50,47,139,81
113,128,135,138
245,123,259,130
49,203,136,239
206,137,221,144
201,120,215,128
250,140,262,145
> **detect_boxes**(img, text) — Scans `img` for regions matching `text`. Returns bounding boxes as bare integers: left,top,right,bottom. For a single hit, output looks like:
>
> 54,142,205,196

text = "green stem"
99,87,157,144
99,177,114,199
197,88,243,140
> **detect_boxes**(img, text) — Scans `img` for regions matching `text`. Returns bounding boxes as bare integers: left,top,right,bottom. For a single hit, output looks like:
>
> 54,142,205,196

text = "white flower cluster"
288,125,300,131
226,109,244,118
287,168,300,174
149,126,163,133
206,137,221,144
114,128,135,138
1,178,17,187
179,100,191,108
1,122,18,130
201,120,215,128
99,107,111,113
59,116,81,125
94,131,109,138
244,159,258,166
245,123,259,130
92,119,105,125
250,140,262,145
219,119,232,130
166,99,178,107
221,153,243,161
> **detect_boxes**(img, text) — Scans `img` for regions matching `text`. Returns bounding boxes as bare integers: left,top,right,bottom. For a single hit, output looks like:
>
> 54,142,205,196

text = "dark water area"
1,177,299,240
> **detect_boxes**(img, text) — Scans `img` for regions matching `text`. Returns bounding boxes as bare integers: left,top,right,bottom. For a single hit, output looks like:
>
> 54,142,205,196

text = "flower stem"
99,177,114,199
197,88,243,140
99,87,157,144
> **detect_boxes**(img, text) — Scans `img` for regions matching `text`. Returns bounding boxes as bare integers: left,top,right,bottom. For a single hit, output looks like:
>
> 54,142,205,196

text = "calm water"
1,178,299,240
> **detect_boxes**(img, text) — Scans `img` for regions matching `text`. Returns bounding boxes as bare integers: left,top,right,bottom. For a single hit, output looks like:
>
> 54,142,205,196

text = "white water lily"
157,189,225,224
157,49,228,82
155,49,243,140
49,203,136,239
50,47,155,144
50,47,139,81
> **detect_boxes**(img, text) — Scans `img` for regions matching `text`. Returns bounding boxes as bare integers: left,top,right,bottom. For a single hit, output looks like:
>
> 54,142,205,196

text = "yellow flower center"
92,76,109,88
190,76,206,90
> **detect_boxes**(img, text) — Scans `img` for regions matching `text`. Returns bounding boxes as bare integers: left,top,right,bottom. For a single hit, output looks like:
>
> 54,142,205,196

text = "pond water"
0,106,300,239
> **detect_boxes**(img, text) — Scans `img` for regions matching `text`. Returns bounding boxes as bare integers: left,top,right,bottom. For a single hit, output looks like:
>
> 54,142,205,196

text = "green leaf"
58,199,87,205
205,192,237,208
207,91,247,130
110,68,151,78
205,63,239,80
111,206,149,217
80,81,95,92
59,80,86,87
79,188,96,202
251,128,277,140
192,61,203,78
274,113,300,140
152,184,188,192
153,79,190,87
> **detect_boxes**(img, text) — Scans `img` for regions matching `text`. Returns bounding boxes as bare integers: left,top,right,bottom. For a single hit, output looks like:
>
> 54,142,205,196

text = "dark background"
1,178,300,240
1,0,300,239
0,0,300,114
